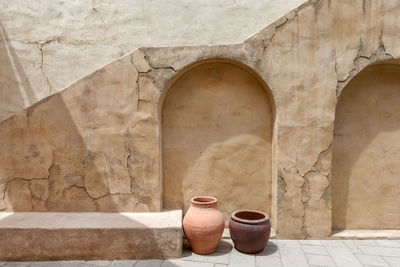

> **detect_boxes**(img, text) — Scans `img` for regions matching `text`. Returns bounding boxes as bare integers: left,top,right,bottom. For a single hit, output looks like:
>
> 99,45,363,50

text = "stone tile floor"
1,239,400,267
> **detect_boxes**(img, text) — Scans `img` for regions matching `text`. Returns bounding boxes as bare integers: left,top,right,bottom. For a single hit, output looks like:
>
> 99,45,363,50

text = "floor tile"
266,240,278,247
216,240,234,252
280,247,308,267
301,245,328,255
228,249,255,267
109,261,137,267
343,240,363,253
58,261,86,267
29,263,56,267
181,250,204,262
162,260,213,267
375,240,400,248
277,240,301,248
202,251,230,264
3,263,33,267
321,240,346,247
83,261,111,266
383,256,400,267
256,245,280,257
325,246,362,267
345,240,377,247
359,246,400,257
306,254,335,266
354,254,389,267
255,255,282,267
135,260,163,267
299,240,322,246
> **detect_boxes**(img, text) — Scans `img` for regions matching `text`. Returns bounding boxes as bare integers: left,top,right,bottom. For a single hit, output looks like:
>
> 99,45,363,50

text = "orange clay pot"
183,196,224,254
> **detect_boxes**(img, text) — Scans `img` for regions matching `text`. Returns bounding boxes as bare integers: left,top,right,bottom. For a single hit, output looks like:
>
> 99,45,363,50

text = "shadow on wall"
0,20,37,122
332,62,400,230
0,50,157,213
161,60,274,224
0,85,168,258
0,94,117,212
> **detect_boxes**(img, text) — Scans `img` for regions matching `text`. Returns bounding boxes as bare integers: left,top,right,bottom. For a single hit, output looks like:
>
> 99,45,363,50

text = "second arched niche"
332,62,400,230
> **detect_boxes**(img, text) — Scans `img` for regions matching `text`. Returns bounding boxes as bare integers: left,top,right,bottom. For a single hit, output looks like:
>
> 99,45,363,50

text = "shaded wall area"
332,63,400,230
0,21,41,122
0,53,160,212
162,61,273,223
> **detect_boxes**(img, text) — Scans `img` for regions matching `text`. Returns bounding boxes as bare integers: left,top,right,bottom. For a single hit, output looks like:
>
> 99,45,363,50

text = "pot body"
229,210,271,254
183,196,224,255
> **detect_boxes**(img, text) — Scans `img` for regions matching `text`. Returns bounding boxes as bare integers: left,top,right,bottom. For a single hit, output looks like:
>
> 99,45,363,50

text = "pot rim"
190,196,218,205
231,210,270,225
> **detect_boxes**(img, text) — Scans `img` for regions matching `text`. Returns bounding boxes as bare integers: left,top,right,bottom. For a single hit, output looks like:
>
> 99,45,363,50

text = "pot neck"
191,202,218,209
190,196,218,209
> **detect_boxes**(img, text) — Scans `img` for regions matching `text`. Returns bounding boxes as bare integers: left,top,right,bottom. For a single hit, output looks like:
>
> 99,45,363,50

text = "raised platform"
0,211,182,261
332,229,400,240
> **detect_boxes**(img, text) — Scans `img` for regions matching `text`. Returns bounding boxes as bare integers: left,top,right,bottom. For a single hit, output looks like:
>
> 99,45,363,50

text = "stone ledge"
0,211,182,261
332,230,400,240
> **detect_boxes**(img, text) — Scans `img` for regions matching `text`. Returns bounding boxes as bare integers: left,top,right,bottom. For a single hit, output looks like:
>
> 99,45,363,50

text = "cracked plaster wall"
332,63,400,230
0,0,306,122
162,61,273,225
0,0,400,239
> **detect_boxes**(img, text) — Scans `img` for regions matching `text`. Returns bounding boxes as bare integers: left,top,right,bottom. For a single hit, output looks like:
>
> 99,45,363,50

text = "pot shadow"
182,239,234,259
256,240,279,256
0,49,169,259
182,238,279,258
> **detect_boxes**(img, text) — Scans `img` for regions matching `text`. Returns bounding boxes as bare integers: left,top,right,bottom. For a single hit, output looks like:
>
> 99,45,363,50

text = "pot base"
233,244,265,254
191,246,218,255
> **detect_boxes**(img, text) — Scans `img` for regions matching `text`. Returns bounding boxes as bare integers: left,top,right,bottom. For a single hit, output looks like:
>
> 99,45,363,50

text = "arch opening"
160,59,275,224
332,62,400,230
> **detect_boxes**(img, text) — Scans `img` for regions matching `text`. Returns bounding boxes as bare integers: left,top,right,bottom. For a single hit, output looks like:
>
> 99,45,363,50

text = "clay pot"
229,210,271,254
183,196,224,254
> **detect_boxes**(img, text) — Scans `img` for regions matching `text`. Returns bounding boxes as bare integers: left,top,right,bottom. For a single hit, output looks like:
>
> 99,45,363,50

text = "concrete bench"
0,210,182,261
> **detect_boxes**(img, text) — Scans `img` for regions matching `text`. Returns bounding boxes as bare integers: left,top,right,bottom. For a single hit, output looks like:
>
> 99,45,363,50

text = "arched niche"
160,59,275,223
332,62,400,230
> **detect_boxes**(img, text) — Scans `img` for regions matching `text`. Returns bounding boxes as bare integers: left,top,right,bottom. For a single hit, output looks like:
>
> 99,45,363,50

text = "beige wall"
332,63,400,230
162,61,273,224
0,0,305,122
1,0,400,238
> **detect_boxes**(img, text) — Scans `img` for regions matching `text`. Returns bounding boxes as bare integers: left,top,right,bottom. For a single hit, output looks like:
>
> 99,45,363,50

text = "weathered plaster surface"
0,211,182,260
333,63,400,230
0,0,306,122
0,51,160,212
162,61,273,224
0,0,400,238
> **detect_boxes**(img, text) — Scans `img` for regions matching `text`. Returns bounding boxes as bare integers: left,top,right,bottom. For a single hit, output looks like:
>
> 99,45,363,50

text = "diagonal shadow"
0,20,37,122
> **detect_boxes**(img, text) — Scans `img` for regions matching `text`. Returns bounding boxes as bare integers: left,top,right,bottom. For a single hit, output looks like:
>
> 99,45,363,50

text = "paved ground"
1,239,400,267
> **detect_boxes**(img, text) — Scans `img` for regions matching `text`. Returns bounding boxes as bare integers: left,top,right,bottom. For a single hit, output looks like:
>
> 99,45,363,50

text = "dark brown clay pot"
229,210,271,254
183,196,224,255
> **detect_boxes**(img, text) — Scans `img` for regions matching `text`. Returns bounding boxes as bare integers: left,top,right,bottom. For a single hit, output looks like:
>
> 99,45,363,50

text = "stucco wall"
1,0,400,239
162,61,273,224
332,63,400,230
0,0,305,122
